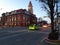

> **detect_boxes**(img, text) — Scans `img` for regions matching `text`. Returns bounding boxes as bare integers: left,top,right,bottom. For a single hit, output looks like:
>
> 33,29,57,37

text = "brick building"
0,1,37,27
0,17,2,26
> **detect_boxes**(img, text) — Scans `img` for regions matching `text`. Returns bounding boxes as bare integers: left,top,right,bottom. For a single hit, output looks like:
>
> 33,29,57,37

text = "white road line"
40,37,48,42
0,31,29,40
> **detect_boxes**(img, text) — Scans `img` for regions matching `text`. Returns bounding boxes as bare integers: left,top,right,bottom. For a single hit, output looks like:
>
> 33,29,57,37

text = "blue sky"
0,0,51,23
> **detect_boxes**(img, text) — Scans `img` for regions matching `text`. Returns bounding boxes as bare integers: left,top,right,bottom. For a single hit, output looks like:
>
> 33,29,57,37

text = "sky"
0,0,51,23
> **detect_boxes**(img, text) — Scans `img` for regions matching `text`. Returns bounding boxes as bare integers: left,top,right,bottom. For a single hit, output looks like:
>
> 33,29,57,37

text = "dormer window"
6,12,9,16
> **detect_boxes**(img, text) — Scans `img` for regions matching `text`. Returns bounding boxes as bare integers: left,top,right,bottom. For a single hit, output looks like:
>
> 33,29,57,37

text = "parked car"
29,24,40,30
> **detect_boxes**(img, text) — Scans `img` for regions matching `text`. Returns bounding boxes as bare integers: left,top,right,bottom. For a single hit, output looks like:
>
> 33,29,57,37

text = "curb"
45,38,60,45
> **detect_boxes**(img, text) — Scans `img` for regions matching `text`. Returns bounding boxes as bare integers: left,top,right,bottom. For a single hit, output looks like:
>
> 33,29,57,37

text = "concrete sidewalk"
44,38,60,45
41,35,60,45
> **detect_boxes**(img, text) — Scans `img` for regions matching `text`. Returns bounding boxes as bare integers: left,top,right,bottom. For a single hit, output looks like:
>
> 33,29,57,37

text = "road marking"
0,31,29,40
40,36,48,42
7,30,28,33
40,37,47,42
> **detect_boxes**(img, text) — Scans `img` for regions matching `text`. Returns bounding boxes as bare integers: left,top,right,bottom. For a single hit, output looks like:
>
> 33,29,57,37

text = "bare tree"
36,0,59,40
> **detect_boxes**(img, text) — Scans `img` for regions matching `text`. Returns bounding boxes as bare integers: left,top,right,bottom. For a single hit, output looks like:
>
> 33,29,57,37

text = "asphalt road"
0,27,51,45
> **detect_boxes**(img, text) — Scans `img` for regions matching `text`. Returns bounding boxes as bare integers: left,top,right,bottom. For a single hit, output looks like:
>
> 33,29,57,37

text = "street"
0,27,51,45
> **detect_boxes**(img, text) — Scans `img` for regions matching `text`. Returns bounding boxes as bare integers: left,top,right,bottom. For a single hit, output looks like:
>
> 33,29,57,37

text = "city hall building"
0,1,37,27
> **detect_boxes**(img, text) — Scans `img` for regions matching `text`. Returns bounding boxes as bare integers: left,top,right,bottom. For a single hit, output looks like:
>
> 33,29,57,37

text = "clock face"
29,7,31,9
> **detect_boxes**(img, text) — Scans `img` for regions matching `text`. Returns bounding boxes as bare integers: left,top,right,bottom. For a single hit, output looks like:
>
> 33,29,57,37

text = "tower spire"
28,1,33,14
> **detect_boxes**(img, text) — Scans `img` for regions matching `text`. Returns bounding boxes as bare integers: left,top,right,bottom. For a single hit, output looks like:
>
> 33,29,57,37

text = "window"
10,19,11,22
11,11,17,14
0,17,1,21
12,17,13,22
14,16,16,21
11,11,14,14
25,11,29,14
5,12,9,16
23,16,25,20
14,17,16,21
14,11,17,14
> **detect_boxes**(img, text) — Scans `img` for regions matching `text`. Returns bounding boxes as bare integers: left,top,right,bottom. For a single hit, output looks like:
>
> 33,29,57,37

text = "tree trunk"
48,5,59,40
50,8,54,32
48,0,59,40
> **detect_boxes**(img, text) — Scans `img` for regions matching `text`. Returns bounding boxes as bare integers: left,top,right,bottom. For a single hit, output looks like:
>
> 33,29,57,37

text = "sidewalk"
41,35,60,45
44,38,60,45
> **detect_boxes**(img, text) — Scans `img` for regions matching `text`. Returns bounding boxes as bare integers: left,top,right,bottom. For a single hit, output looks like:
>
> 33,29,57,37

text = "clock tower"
28,1,33,14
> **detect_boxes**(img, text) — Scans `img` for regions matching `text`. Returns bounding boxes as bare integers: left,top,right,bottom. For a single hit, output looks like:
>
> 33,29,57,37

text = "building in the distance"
0,1,37,27
0,17,2,26
28,1,33,14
